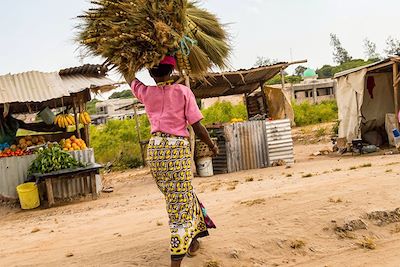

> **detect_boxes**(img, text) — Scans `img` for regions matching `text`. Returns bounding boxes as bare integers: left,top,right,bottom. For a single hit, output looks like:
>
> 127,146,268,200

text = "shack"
0,64,117,201
334,56,400,146
188,62,305,174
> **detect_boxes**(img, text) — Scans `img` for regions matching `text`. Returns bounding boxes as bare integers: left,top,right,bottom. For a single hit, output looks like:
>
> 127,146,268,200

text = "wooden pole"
259,82,269,118
133,103,145,166
72,97,81,139
80,100,90,147
394,62,399,129
280,68,285,91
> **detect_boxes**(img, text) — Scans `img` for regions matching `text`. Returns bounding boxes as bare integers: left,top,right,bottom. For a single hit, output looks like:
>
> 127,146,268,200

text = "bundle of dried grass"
77,0,230,80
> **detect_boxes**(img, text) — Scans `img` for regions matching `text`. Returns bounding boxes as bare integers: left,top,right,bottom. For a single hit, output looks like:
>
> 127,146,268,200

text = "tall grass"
293,100,338,126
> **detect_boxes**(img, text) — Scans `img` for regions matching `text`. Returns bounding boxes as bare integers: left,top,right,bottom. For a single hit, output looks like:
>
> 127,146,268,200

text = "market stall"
0,64,117,202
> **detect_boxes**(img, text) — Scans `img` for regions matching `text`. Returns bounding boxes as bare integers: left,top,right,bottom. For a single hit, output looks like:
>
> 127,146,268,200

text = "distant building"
96,98,134,116
93,98,145,124
275,68,337,104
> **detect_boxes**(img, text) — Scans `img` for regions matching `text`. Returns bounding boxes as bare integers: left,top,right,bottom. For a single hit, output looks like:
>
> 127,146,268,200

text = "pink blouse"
131,79,203,137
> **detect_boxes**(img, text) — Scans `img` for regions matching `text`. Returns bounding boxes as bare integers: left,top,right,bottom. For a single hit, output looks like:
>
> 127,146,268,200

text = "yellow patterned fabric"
147,136,209,260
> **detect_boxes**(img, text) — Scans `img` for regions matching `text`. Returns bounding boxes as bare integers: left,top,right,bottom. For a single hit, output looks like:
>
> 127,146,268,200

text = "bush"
90,116,151,169
293,100,338,126
201,101,247,125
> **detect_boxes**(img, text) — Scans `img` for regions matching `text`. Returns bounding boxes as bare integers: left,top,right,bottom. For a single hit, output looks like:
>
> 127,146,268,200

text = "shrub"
293,100,338,126
201,101,247,125
90,116,151,169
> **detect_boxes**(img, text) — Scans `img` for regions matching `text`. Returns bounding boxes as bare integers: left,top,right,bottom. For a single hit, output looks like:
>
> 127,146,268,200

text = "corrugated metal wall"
0,149,101,200
0,154,36,199
224,121,268,172
265,119,294,165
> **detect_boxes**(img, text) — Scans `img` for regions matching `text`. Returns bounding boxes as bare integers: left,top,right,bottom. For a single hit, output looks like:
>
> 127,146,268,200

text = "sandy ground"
2,143,400,267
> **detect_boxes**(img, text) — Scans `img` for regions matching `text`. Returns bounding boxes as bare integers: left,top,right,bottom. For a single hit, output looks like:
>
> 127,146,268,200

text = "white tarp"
337,69,395,143
336,69,367,142
361,72,394,134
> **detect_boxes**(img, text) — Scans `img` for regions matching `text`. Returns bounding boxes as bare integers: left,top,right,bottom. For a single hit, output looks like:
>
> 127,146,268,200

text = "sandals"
186,239,200,258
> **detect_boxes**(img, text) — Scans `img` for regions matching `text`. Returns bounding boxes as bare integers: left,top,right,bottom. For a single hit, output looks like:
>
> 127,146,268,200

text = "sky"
1,0,399,97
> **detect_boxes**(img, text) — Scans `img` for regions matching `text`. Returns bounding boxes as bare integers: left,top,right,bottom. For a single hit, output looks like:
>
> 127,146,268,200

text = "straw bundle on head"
77,0,230,80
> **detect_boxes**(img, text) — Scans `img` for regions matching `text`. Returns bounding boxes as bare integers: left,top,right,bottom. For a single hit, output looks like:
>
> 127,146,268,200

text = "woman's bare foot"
171,259,182,267
187,239,200,257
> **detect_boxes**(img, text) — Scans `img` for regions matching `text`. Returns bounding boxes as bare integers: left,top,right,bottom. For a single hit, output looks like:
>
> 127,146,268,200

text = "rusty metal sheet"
224,121,268,172
265,119,294,165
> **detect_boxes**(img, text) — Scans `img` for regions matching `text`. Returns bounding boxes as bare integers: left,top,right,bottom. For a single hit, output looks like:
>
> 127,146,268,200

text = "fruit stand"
0,64,117,202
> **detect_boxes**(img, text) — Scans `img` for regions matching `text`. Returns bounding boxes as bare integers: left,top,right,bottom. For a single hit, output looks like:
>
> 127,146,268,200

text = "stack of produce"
60,135,87,151
0,146,32,158
77,0,230,80
18,135,46,150
79,111,91,125
28,146,85,175
54,114,76,128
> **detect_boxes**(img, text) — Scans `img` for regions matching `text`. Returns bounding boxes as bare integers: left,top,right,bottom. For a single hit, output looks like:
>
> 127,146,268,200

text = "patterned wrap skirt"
147,134,215,260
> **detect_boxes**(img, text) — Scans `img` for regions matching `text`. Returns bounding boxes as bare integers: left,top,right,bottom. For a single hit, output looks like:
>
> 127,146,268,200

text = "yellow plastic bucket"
16,182,40,210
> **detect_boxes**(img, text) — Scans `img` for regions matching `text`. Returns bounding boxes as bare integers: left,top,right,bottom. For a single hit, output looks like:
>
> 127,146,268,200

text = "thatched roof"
187,62,289,99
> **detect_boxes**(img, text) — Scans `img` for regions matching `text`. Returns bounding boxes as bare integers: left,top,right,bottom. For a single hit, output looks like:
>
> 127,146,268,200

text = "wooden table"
31,164,102,207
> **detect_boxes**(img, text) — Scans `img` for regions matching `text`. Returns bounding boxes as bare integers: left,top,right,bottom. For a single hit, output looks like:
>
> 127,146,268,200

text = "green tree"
316,59,379,78
294,65,307,76
316,65,334,79
330,33,352,64
384,36,400,56
363,38,380,60
266,74,302,85
86,99,101,115
109,89,133,99
254,57,278,67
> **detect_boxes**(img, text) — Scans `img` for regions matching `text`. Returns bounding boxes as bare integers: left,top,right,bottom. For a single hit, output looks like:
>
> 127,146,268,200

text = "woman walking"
129,56,217,267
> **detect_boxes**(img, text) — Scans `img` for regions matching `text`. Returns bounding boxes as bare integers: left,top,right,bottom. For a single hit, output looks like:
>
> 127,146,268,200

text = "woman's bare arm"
191,121,218,156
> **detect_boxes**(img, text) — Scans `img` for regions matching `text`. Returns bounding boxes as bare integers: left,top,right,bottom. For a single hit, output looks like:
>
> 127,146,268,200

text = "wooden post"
259,82,269,118
280,68,285,91
72,97,81,139
45,178,55,207
80,100,90,147
244,93,250,120
394,62,399,129
90,172,98,199
133,103,146,166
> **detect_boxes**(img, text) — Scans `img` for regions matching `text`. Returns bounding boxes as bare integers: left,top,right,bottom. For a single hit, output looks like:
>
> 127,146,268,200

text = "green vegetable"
28,146,85,175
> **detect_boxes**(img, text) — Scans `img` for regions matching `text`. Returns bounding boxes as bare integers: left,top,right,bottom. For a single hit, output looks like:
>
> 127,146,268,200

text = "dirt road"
2,143,400,267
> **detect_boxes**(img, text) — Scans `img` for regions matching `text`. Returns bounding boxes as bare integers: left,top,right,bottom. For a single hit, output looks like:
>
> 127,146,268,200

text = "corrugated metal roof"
333,59,391,78
0,69,117,105
61,74,117,94
0,71,70,104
